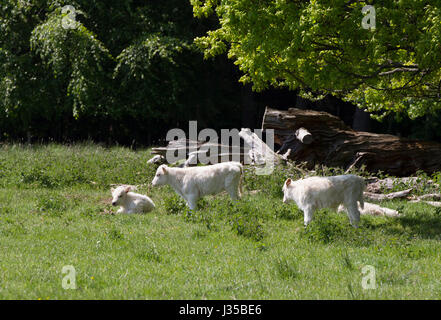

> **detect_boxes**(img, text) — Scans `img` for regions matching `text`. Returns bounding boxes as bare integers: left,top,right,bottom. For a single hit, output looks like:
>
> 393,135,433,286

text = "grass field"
1,143,441,299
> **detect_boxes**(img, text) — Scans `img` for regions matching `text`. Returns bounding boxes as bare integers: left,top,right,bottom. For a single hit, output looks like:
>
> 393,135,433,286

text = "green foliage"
230,213,264,241
272,201,301,221
30,9,113,117
0,143,155,189
136,243,162,263
275,257,300,280
2,144,441,298
301,209,372,246
0,0,242,143
341,250,354,270
243,164,301,199
108,228,124,241
163,193,188,215
36,193,68,217
228,199,265,241
192,0,441,119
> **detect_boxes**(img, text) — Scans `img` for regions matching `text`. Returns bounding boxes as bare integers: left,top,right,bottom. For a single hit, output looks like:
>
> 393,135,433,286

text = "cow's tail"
359,177,365,210
238,164,244,198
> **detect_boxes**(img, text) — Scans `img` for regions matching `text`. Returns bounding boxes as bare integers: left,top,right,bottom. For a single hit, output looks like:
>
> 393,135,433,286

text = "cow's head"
111,186,131,206
152,165,169,187
282,178,293,203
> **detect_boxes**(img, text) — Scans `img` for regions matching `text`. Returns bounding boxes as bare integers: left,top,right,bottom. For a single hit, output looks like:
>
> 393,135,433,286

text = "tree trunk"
262,107,441,176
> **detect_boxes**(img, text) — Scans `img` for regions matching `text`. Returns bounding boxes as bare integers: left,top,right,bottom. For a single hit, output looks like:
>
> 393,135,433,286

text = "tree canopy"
0,0,242,143
191,0,441,119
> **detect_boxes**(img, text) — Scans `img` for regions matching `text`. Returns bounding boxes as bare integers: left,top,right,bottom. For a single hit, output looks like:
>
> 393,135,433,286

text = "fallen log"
147,155,166,165
424,201,441,207
410,193,441,201
295,127,313,144
262,107,441,176
183,151,252,167
150,129,280,166
238,128,287,165
363,188,413,201
409,199,441,207
365,177,438,193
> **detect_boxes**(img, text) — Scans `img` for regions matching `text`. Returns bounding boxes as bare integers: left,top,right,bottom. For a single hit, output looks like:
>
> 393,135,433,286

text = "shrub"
136,244,161,263
228,199,266,242
36,193,68,217
273,202,302,220
108,229,124,240
162,193,187,215
300,209,371,246
275,257,299,280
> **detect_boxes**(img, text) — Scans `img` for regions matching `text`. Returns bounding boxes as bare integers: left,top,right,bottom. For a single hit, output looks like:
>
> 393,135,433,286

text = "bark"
363,189,413,201
147,155,166,165
151,129,282,166
409,199,441,207
262,107,441,176
365,177,438,193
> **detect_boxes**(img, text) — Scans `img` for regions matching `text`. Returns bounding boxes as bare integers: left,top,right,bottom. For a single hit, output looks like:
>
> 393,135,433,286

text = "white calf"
111,186,155,214
282,174,365,227
151,162,243,210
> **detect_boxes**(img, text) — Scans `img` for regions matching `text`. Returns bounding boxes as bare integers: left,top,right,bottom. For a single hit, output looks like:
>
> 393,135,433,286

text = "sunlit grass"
0,143,440,299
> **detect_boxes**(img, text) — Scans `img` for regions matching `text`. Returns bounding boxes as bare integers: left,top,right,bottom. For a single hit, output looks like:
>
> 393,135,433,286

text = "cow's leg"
303,206,315,227
226,183,239,200
186,194,199,211
225,173,241,200
345,202,361,228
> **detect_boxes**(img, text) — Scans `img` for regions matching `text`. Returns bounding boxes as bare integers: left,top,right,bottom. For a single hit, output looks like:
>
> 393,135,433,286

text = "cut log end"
262,106,441,176
295,127,313,144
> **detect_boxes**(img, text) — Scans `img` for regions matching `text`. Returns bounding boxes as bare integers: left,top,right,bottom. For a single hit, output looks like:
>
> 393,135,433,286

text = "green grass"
0,143,441,299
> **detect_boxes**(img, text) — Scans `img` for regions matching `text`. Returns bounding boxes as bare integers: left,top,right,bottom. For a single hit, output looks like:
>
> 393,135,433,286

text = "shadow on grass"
300,210,376,247
394,216,441,240
300,205,441,247
360,206,441,240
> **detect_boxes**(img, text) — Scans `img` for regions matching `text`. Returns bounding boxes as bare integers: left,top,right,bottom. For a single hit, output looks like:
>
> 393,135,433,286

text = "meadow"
0,143,441,299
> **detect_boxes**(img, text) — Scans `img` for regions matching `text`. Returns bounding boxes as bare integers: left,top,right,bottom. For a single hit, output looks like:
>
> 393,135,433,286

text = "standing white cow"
282,174,365,227
151,162,243,210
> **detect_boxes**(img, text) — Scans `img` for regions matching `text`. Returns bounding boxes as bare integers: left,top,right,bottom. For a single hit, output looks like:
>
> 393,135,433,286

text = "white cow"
111,185,155,214
282,174,365,227
151,162,243,210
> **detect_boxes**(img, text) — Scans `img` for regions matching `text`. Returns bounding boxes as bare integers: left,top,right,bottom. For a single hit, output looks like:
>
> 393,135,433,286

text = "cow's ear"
125,186,131,193
111,187,115,193
162,166,167,174
286,178,292,187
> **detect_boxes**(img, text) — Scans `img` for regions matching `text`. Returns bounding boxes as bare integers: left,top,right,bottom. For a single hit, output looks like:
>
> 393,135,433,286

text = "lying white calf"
338,202,400,217
111,186,155,214
282,174,365,227
152,162,243,210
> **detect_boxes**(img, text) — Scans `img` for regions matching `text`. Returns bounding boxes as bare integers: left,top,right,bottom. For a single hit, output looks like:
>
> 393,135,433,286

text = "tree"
191,0,441,119
0,0,243,143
